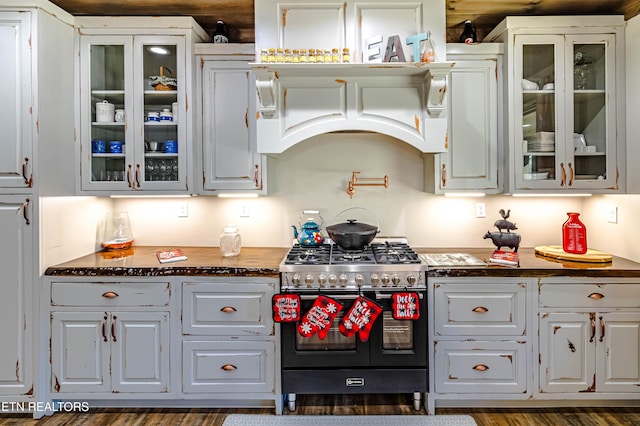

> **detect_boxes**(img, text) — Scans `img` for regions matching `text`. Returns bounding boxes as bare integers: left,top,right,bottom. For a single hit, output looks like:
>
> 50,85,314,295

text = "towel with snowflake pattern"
297,295,343,339
338,295,383,342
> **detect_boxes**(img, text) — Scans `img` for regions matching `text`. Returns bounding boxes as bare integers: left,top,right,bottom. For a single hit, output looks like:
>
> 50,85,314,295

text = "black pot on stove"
326,207,379,251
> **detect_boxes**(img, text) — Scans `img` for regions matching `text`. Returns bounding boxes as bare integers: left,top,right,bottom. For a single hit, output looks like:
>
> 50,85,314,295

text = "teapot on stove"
292,210,324,246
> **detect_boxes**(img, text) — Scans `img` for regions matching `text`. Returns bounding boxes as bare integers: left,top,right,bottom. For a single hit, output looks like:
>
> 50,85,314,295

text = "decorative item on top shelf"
258,47,344,63
148,66,177,91
292,210,324,247
459,20,477,44
211,20,229,43
483,209,521,253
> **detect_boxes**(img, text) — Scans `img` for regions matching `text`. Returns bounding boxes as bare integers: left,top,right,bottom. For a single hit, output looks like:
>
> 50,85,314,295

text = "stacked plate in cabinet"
526,131,555,152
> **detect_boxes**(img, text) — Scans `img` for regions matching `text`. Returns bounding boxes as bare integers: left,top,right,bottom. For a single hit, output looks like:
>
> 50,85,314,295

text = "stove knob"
339,274,348,287
318,274,327,287
381,274,390,286
355,274,364,287
391,274,401,286
292,273,301,287
305,274,314,287
370,274,380,286
328,274,338,287
406,274,417,286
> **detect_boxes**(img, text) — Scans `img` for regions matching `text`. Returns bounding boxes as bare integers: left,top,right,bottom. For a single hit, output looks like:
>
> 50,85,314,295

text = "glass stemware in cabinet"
142,44,180,185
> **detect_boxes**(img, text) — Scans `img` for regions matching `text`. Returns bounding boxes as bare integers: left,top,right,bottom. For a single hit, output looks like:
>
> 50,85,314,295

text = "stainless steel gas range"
278,239,427,411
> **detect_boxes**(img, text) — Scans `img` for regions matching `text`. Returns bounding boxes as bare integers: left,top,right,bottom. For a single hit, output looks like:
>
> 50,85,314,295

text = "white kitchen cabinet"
51,311,169,394
196,44,266,194
76,17,207,194
428,277,534,413
425,43,503,194
539,278,640,395
0,12,32,189
49,281,171,396
181,279,281,414
0,196,34,396
0,1,74,415
485,16,625,193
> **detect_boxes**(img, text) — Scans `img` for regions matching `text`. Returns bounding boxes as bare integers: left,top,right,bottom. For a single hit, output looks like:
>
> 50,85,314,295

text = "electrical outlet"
240,204,250,218
607,206,618,224
475,202,486,218
178,201,188,217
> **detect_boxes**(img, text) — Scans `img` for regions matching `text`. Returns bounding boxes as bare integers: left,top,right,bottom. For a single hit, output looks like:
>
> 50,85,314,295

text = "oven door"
281,292,369,368
368,290,427,367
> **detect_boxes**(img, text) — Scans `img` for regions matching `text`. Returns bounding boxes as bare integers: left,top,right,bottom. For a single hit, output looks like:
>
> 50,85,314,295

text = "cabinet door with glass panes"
79,35,188,193
514,34,618,192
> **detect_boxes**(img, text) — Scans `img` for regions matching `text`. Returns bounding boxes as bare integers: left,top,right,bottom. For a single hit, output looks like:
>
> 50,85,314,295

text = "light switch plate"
475,203,486,218
607,206,618,224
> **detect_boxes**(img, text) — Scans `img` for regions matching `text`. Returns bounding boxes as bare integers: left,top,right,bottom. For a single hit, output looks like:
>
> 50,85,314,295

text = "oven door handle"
299,294,361,300
375,292,424,300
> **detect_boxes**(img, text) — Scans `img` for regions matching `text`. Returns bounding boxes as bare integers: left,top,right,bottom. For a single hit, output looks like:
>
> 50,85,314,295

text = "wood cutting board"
535,245,613,263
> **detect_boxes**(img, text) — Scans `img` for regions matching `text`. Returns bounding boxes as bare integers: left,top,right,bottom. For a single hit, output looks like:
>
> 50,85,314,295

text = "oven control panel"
281,271,425,290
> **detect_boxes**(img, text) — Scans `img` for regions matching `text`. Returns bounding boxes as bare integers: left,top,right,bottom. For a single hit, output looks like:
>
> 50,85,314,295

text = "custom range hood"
253,0,453,154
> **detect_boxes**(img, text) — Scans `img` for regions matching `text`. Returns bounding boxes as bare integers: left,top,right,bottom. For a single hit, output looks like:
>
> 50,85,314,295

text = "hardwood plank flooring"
1,395,639,426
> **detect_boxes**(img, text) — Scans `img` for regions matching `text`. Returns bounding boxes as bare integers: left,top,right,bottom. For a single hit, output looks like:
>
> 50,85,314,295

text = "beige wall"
113,133,586,251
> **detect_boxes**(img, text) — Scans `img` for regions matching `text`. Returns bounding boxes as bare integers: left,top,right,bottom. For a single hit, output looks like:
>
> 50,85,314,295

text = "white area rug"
222,414,477,426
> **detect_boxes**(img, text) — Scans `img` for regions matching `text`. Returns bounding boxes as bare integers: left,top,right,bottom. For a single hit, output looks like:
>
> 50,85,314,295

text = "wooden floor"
1,395,639,425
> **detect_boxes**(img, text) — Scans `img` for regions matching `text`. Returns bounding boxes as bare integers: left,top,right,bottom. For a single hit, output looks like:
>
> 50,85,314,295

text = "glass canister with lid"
220,224,241,257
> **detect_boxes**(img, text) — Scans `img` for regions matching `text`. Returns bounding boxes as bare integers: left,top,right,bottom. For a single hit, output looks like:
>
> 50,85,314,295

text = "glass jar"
260,48,268,63
267,48,276,63
299,49,308,63
101,211,134,251
276,48,284,63
292,49,300,63
308,49,316,63
562,212,587,254
342,48,350,63
220,225,241,257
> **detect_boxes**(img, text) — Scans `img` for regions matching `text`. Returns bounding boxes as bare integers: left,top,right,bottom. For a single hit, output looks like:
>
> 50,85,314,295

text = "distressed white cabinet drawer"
182,282,274,336
539,281,640,308
434,340,527,394
182,340,274,394
434,282,526,336
51,281,170,307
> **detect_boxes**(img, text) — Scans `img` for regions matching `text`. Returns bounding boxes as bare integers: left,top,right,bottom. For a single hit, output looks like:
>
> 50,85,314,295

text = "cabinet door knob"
102,291,119,298
472,364,489,371
472,306,488,313
220,306,237,313
221,364,237,371
588,292,605,300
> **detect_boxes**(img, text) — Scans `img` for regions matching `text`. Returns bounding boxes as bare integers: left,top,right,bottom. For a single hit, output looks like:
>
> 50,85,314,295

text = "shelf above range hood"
253,0,452,154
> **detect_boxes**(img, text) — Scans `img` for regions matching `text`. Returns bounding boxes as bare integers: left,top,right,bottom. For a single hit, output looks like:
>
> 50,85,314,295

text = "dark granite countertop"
44,246,640,279
419,247,640,278
44,246,289,278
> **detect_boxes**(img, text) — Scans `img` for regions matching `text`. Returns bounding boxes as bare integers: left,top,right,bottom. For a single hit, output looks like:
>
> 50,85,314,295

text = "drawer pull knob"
472,306,489,313
221,306,237,313
221,364,237,371
472,364,489,372
102,291,119,298
588,292,605,300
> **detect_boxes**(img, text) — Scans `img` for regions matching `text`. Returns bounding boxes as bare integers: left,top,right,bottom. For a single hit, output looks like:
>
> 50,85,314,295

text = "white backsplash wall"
114,133,585,250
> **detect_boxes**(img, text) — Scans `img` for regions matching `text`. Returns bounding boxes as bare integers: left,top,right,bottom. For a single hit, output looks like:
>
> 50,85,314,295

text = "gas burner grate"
283,242,421,265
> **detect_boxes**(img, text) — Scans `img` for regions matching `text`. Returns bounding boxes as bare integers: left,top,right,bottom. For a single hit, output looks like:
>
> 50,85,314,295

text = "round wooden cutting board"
534,245,613,263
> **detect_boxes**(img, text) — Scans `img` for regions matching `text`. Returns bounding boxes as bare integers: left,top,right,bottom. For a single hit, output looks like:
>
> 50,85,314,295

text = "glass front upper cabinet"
514,34,617,191
80,35,187,192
